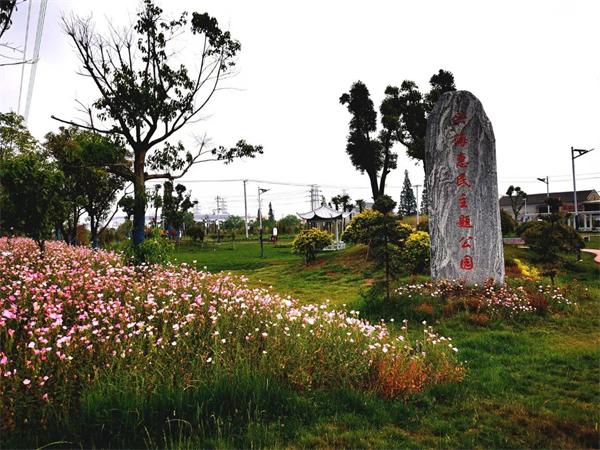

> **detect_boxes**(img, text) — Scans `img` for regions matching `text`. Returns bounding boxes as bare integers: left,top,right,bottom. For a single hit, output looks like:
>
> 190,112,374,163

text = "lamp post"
571,147,594,230
258,187,269,257
536,176,550,214
413,184,421,226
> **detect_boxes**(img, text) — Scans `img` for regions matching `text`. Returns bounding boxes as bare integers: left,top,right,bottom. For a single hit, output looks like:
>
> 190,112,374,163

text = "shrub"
115,219,132,241
187,223,205,242
121,228,174,264
513,258,540,280
292,228,333,263
522,221,584,264
398,230,430,274
516,220,537,236
500,209,516,235
416,217,429,232
276,215,302,235
76,224,90,246
98,228,116,247
341,209,381,245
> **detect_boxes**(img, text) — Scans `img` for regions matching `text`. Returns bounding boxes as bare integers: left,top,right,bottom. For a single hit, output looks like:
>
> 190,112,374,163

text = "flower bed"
0,238,463,432
395,279,574,318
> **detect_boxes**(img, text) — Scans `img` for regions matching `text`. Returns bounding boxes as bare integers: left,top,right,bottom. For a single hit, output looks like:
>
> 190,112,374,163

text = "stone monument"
425,90,504,285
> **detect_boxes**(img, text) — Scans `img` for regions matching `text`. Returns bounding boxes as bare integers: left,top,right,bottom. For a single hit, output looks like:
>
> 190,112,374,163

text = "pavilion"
297,205,352,250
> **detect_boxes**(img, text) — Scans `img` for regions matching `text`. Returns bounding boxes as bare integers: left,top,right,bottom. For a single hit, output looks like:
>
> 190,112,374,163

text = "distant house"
499,189,600,230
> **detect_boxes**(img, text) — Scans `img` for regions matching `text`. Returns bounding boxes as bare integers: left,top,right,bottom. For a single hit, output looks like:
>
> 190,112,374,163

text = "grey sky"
1,0,598,219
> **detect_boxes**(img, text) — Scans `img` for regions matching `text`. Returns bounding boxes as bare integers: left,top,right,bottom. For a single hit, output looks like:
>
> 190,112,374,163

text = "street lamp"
413,184,422,226
536,176,550,214
571,147,594,230
258,187,269,257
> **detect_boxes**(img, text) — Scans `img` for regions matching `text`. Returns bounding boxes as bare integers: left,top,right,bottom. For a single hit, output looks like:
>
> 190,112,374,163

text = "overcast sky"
1,0,599,219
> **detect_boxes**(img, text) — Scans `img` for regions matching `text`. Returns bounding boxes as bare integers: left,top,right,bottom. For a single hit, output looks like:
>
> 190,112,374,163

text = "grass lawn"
162,240,600,448
173,239,374,306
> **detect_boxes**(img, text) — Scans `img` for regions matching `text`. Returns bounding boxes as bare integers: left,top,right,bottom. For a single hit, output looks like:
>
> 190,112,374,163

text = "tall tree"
331,195,342,211
161,180,197,235
150,184,162,226
53,0,262,251
420,184,429,215
394,69,456,174
355,199,366,213
268,202,275,222
0,112,37,160
339,81,400,200
506,185,527,221
45,127,127,247
399,170,417,216
0,152,66,251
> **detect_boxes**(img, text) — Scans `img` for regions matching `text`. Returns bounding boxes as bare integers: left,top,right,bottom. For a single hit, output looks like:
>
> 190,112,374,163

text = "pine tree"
420,184,429,215
399,170,417,216
268,202,275,222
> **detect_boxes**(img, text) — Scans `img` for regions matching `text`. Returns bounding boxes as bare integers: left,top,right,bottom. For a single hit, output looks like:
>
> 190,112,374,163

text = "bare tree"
52,0,262,247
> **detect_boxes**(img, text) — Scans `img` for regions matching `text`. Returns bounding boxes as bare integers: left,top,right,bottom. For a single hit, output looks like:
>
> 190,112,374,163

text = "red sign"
456,173,471,188
453,132,468,147
457,214,474,228
451,112,467,126
460,255,474,270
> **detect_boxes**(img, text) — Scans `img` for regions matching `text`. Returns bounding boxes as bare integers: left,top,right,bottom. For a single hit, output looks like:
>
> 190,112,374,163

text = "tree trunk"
132,152,146,247
368,170,379,201
90,212,98,249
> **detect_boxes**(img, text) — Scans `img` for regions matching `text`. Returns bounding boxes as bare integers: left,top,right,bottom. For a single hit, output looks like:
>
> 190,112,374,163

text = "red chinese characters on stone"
452,131,468,147
451,112,467,126
458,193,468,208
456,152,468,168
456,173,470,188
459,236,473,249
457,215,474,228
459,255,474,270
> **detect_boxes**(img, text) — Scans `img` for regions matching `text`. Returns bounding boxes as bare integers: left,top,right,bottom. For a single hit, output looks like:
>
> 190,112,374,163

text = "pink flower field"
0,238,463,432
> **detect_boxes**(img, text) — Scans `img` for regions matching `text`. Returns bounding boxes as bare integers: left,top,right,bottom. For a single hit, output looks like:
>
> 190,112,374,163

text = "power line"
17,0,33,115
23,0,48,123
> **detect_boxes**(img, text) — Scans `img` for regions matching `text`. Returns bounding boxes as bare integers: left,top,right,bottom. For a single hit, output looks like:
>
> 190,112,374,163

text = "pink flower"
23,379,31,385
2,310,16,320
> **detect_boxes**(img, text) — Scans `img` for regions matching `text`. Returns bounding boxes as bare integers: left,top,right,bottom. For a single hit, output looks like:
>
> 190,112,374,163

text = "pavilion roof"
297,205,344,220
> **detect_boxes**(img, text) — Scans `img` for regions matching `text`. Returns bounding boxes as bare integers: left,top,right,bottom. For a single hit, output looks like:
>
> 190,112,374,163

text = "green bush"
276,215,302,234
500,209,516,235
187,223,205,242
292,228,333,263
98,228,117,247
115,219,132,241
341,209,381,245
516,220,537,236
522,221,584,264
121,228,174,264
398,230,430,274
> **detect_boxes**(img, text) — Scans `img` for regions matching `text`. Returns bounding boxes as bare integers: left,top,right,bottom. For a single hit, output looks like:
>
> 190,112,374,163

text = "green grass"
172,239,375,306
165,242,600,448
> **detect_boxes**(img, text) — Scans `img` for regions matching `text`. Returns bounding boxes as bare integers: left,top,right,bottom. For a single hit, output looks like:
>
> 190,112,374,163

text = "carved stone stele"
425,90,504,285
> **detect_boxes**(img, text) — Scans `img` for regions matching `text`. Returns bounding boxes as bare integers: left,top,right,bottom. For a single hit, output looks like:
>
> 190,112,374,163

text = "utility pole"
571,147,594,230
308,184,320,210
258,187,269,257
243,180,249,238
414,184,422,226
536,176,550,214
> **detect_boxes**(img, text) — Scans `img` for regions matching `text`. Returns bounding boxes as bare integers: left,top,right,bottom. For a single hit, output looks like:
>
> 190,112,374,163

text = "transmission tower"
308,184,321,210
